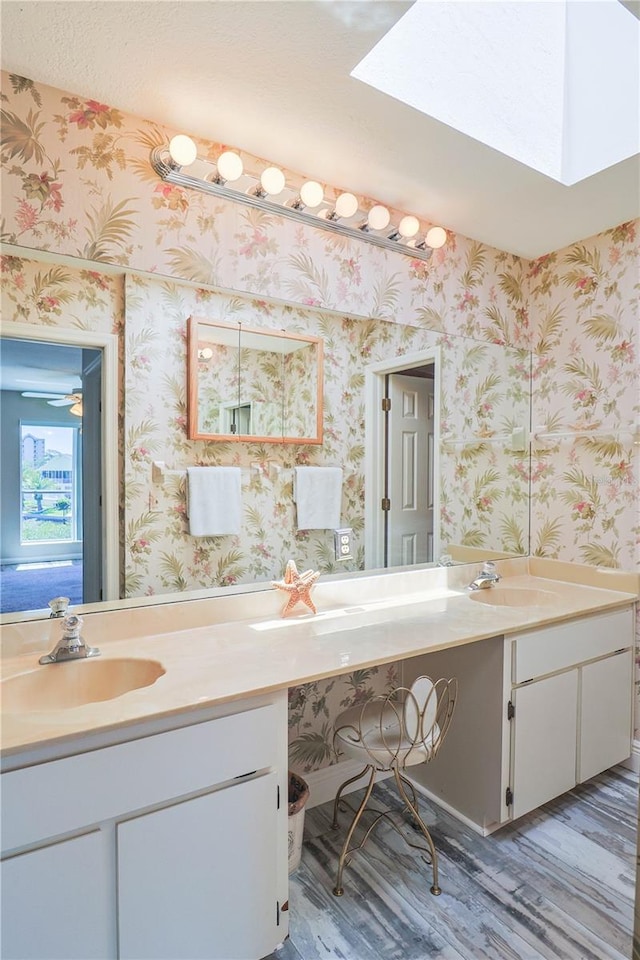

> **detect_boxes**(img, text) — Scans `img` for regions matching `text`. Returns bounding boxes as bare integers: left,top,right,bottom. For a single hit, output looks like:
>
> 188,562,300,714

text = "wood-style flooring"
269,765,637,960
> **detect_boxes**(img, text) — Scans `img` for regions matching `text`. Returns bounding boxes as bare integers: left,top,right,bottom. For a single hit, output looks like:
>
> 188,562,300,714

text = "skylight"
351,0,640,186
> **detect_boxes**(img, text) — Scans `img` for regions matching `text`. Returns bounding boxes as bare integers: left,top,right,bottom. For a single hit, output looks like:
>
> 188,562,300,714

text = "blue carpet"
0,562,83,614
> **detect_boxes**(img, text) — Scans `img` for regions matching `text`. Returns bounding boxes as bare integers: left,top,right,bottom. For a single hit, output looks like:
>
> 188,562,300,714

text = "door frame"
364,348,441,570
2,321,119,601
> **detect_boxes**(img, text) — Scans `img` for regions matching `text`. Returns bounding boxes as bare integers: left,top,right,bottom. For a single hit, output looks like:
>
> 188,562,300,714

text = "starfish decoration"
271,559,320,617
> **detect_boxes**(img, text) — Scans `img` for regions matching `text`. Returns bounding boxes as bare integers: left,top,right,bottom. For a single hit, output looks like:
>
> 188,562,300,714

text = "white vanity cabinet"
509,606,634,820
1,693,288,960
118,773,280,960
1,831,112,960
403,604,635,834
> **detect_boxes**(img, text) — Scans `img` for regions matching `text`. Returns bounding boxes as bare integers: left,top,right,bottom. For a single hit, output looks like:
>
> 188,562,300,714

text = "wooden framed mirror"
187,317,323,444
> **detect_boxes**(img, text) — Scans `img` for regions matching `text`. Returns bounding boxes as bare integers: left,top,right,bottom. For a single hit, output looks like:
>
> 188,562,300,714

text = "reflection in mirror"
0,325,119,618
1,269,532,623
187,318,323,443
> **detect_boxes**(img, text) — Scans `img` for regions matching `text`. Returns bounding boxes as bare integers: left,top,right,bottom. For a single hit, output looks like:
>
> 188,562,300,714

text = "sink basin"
468,587,556,608
2,658,165,712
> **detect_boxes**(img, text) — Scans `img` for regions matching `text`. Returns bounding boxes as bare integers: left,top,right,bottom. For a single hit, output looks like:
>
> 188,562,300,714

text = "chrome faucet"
39,615,101,664
468,561,501,591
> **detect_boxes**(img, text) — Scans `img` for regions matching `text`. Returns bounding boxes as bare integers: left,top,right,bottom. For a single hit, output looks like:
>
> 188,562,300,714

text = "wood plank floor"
269,765,638,960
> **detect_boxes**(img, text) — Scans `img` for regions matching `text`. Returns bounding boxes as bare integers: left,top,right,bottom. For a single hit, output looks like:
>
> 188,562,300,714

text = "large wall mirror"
187,318,323,444
1,277,532,621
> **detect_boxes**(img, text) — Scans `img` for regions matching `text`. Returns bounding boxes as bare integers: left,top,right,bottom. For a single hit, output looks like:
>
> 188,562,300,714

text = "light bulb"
367,205,390,231
260,166,285,195
300,180,324,208
216,151,243,182
334,192,358,218
426,226,447,249
168,134,197,167
399,215,420,239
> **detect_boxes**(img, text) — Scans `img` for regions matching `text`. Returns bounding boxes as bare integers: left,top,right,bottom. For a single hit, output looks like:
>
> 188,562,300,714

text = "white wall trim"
303,760,392,810
364,347,441,570
1,321,119,601
409,775,497,836
622,740,640,774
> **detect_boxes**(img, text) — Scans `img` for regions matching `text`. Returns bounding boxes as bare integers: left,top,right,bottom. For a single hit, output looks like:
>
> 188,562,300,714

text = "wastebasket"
287,772,310,874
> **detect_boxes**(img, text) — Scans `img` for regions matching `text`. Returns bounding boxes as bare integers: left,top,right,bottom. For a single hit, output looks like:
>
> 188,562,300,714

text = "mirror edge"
186,316,324,444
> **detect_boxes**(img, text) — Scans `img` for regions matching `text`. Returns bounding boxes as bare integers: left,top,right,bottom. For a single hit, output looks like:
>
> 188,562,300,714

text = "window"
20,424,81,544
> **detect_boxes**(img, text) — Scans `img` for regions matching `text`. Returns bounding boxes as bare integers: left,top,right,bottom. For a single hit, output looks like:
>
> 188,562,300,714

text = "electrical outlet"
334,527,353,561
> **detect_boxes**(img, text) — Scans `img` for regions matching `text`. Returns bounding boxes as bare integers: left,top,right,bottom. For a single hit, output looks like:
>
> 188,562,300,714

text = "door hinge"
507,700,515,720
381,497,391,511
277,784,280,809
276,901,280,926
505,787,513,807
381,397,391,412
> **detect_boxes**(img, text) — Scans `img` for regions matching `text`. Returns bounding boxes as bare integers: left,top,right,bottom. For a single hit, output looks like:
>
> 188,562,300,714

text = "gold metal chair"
331,675,457,897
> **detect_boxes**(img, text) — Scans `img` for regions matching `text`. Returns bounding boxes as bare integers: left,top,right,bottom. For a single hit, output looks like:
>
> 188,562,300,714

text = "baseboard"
408,776,494,836
621,740,640,774
304,760,391,809
304,742,640,813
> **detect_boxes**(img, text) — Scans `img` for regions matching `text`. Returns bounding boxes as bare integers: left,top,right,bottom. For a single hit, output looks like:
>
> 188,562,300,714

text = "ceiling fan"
21,392,83,416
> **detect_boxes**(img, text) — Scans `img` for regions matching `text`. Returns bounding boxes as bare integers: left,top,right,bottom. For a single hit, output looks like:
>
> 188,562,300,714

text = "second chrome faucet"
468,561,501,591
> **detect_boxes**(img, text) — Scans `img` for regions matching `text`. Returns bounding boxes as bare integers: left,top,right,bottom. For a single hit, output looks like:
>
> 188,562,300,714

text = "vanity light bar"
150,143,445,264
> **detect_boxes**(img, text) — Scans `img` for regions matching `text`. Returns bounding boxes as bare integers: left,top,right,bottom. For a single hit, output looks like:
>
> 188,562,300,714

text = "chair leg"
333,764,376,897
398,773,418,814
392,766,441,896
331,764,370,829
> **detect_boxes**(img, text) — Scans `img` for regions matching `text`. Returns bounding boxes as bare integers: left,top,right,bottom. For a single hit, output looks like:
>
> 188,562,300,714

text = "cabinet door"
511,670,578,820
579,650,633,783
1,831,112,959
118,772,279,960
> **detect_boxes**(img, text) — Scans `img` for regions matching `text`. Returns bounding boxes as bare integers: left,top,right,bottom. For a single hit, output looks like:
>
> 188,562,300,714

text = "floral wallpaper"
1,72,638,774
526,225,639,570
1,71,528,338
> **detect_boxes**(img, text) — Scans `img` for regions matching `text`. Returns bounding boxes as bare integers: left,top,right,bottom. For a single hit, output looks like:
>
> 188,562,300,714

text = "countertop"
1,559,637,759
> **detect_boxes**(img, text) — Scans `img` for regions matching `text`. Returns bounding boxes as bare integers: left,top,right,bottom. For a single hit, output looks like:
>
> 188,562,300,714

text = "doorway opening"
364,349,441,571
0,327,119,615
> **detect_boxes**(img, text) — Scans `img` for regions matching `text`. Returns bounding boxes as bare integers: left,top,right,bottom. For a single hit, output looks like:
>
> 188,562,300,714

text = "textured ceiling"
2,0,639,258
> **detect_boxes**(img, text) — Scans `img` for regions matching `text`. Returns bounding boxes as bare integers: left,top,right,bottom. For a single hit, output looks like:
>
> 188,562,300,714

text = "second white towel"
187,466,242,537
294,466,343,530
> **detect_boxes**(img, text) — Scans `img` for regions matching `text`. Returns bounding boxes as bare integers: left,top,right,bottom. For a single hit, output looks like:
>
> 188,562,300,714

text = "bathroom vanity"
1,694,288,960
403,604,634,833
1,558,637,960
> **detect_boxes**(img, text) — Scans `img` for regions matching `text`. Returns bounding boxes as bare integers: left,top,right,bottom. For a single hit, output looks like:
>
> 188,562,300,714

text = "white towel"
294,466,342,530
187,467,242,537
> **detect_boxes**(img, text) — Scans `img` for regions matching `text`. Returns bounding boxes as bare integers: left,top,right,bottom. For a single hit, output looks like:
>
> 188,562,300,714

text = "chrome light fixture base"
150,145,438,263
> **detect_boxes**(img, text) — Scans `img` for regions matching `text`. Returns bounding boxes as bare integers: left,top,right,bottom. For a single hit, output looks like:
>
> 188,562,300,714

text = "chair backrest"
402,675,457,757
403,675,437,743
341,674,458,769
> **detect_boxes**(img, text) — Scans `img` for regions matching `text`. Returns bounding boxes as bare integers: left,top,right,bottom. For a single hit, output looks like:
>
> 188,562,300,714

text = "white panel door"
387,373,434,566
1,831,112,959
511,670,578,820
118,773,279,960
579,650,633,782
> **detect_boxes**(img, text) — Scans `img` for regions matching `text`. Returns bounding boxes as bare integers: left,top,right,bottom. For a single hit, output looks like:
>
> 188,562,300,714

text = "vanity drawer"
512,606,634,684
2,702,279,853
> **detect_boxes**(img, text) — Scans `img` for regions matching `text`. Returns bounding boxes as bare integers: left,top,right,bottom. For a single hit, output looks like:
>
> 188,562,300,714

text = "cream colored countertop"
1,559,637,759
